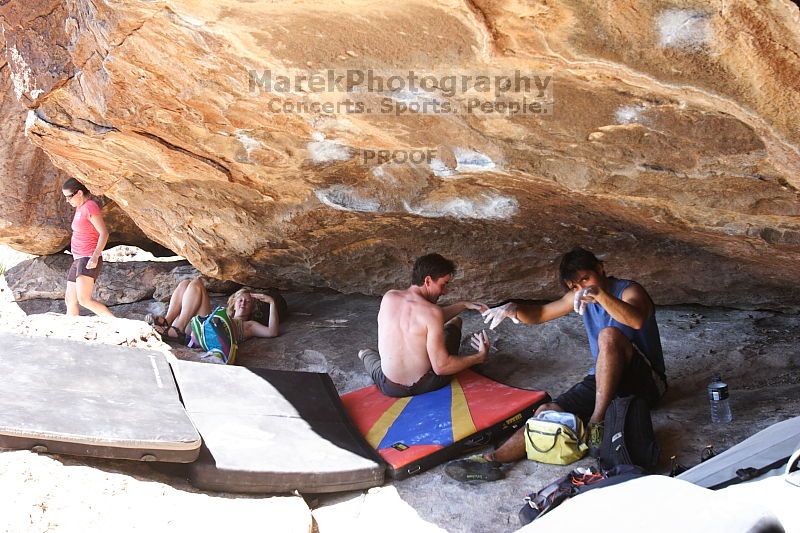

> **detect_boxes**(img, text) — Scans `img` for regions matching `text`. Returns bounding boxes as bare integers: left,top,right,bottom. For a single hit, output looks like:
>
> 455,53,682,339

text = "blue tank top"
583,277,665,378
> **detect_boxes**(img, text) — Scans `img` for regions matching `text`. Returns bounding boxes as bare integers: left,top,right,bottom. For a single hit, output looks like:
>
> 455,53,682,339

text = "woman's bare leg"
170,278,211,332
164,279,191,324
65,281,80,316
75,276,114,317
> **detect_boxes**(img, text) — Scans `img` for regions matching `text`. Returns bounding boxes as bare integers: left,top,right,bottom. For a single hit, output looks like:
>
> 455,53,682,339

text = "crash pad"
721,448,800,532
173,361,385,493
0,334,200,462
678,415,800,489
341,369,549,479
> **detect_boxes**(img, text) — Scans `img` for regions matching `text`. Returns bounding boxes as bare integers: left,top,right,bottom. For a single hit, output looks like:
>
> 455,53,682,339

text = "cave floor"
177,291,800,532
15,290,800,532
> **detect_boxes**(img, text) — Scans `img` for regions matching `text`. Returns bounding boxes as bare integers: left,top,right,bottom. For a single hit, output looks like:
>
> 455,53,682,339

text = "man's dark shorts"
555,343,667,423
67,256,103,282
361,322,462,398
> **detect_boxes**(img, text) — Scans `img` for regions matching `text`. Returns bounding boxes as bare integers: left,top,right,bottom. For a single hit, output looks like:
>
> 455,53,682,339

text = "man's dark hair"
559,247,601,286
411,253,456,286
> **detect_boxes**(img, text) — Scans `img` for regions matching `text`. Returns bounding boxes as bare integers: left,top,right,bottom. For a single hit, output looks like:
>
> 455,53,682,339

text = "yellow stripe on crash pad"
365,396,412,448
451,377,477,441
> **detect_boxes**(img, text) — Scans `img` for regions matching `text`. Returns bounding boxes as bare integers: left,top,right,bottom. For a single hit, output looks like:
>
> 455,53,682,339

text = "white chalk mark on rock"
235,130,261,157
405,193,518,220
307,132,351,163
656,9,710,50
430,158,456,177
24,110,37,137
430,148,498,177
9,46,35,100
453,148,497,172
615,105,647,125
390,88,443,108
315,185,380,213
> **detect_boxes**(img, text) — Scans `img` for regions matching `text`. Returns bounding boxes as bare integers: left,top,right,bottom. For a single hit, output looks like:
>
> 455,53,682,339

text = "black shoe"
156,325,187,345
444,455,503,482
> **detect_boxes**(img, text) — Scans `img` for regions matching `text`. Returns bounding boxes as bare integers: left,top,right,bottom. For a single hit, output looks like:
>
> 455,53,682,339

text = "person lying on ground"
62,178,114,317
147,277,281,344
358,253,491,398
445,247,667,482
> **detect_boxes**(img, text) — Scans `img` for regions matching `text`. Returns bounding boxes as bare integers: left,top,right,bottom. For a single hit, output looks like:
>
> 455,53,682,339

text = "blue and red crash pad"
342,370,549,479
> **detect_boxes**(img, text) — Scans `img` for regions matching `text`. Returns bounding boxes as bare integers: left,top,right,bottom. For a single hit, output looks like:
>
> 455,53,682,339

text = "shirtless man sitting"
358,253,491,397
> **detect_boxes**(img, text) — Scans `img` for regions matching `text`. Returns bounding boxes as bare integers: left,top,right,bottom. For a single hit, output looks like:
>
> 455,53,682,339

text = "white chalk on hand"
482,303,519,330
574,288,594,315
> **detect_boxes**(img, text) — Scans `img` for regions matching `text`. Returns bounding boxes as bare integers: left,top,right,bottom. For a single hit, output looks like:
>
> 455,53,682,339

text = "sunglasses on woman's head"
64,191,79,199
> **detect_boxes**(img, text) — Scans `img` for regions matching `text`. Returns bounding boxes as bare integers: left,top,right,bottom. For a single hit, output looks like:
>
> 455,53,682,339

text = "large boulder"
1,0,799,309
0,19,175,257
4,254,189,305
0,18,72,255
4,254,242,307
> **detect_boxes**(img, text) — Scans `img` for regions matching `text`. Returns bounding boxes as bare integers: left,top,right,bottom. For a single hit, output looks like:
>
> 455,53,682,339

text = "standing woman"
62,178,114,317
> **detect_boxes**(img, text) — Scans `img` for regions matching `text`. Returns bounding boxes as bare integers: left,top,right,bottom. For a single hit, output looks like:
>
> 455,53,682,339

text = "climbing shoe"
444,454,503,482
587,422,604,458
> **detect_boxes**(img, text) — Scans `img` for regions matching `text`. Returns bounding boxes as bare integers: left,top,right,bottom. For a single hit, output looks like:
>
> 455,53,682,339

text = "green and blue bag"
189,306,239,365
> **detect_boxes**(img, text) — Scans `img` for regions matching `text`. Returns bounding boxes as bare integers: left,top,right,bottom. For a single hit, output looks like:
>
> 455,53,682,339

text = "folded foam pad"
678,416,800,489
341,370,549,479
0,334,200,462
174,361,385,493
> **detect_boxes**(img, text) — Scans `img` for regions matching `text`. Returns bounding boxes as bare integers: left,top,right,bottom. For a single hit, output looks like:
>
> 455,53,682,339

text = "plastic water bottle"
708,375,733,424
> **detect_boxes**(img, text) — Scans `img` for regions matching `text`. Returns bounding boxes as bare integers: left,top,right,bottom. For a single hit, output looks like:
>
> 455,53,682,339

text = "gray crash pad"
678,416,800,489
0,334,201,462
173,361,385,493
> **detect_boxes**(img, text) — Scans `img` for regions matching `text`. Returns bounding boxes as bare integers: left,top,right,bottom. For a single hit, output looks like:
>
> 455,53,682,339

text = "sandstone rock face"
0,18,72,255
0,22,175,257
2,1,799,309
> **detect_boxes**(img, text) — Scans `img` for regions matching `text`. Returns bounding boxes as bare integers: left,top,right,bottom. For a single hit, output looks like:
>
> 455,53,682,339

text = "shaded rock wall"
3,254,186,305
1,0,799,309
4,256,243,306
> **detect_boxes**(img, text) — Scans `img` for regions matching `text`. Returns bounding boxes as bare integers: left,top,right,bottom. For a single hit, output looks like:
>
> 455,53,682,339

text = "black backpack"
600,395,660,470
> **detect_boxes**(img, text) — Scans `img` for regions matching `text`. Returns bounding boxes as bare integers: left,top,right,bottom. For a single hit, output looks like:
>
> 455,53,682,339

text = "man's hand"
463,301,489,313
482,302,520,330
86,256,99,269
573,286,599,315
470,330,490,362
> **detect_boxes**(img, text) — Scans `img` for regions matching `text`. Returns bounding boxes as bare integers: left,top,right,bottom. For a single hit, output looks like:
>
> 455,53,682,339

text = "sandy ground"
1,246,798,532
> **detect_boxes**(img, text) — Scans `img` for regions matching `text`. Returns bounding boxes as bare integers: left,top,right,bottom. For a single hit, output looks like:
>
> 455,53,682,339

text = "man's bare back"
359,254,490,397
376,270,489,387
378,288,443,385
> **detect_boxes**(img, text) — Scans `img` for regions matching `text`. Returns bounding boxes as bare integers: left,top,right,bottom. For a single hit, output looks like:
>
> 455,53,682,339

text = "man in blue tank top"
445,247,667,483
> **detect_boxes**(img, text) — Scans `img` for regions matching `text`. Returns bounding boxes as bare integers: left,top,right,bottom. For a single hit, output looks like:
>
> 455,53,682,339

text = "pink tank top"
70,199,102,257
